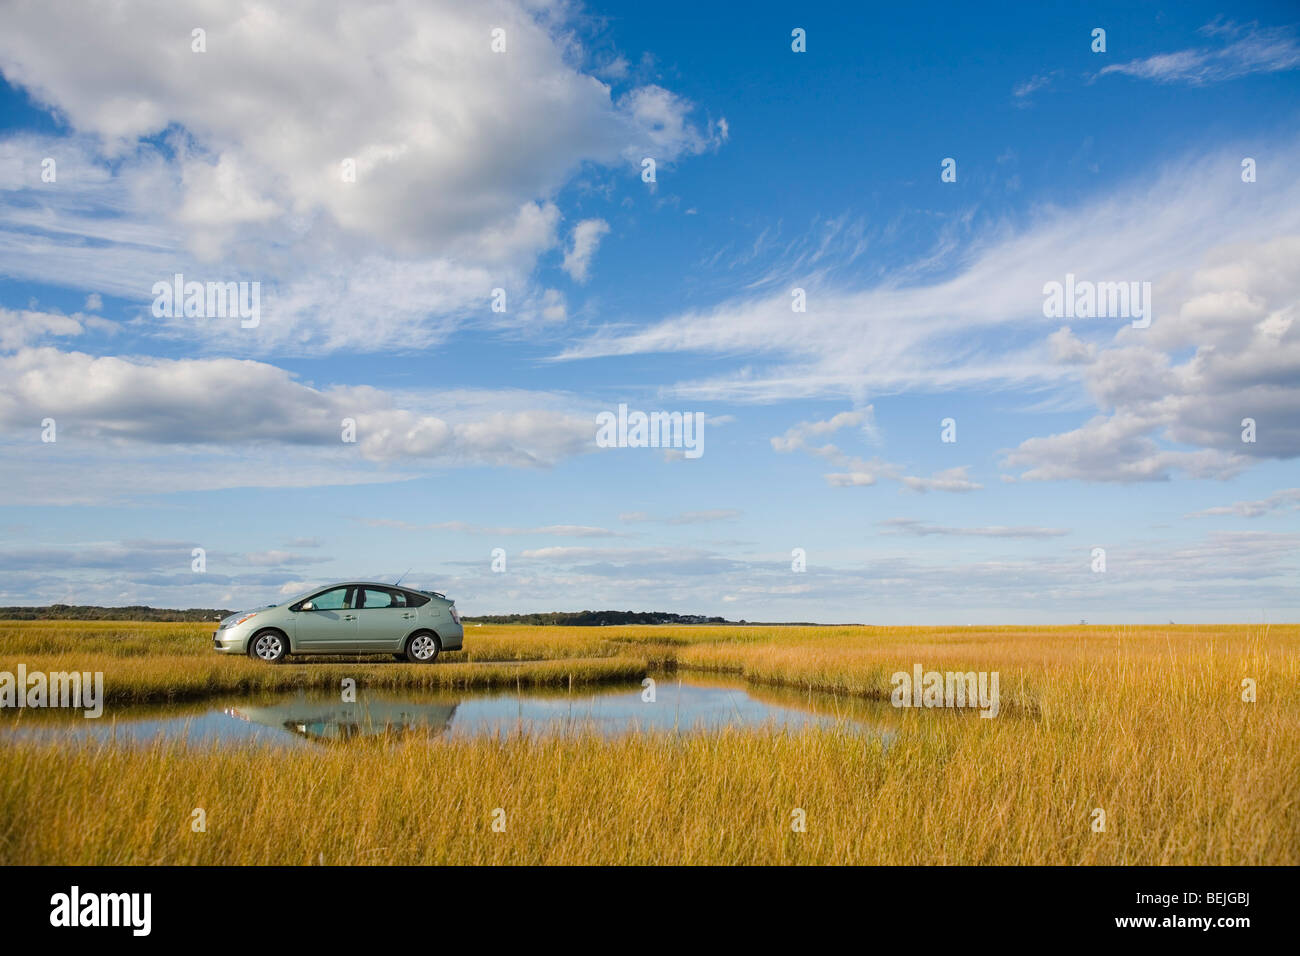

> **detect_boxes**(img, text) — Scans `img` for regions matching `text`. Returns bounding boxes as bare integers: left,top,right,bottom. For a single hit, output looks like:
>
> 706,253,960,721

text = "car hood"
219,606,276,628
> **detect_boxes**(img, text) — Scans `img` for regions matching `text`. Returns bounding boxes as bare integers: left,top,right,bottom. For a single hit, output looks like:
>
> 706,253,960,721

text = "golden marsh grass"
1,621,1296,865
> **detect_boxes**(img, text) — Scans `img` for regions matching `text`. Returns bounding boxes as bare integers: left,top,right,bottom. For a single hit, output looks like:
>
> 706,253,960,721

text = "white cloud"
518,545,685,562
243,550,329,567
0,1,712,253
5,526,1296,621
1047,326,1097,364
1186,487,1300,518
556,141,1300,410
1012,70,1060,107
825,472,877,487
421,529,1300,624
562,218,610,283
0,0,721,354
1001,412,1246,483
362,519,624,538
772,410,980,492
879,518,1069,538
899,466,983,493
1003,235,1300,482
555,140,1300,483
1098,20,1300,86
0,348,596,504
770,408,876,454
615,85,728,165
0,307,87,350
618,509,741,524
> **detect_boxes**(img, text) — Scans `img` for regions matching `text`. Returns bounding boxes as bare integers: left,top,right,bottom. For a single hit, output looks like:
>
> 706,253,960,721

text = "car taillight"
449,606,460,624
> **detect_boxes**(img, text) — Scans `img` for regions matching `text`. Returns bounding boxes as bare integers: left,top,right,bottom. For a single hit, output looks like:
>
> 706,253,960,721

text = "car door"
293,586,359,651
355,587,411,652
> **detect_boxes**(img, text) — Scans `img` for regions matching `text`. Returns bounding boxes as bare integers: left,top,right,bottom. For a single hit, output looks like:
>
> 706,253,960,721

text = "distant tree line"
0,605,233,622
463,610,736,626
0,605,833,626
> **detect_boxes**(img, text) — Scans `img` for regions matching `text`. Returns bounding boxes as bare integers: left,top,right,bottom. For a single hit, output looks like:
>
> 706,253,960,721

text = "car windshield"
284,585,337,607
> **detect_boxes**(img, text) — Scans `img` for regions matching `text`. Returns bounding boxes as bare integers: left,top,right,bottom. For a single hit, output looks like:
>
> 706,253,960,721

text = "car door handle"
402,612,415,619
343,614,356,621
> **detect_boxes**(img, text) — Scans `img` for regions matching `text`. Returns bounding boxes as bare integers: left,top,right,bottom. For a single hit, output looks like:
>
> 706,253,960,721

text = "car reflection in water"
224,692,459,743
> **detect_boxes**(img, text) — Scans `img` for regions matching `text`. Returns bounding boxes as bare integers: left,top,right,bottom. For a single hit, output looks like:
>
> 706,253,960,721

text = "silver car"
213,582,464,663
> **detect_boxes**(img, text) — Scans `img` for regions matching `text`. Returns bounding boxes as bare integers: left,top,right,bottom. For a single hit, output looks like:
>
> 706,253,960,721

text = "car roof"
305,581,421,589
286,582,445,602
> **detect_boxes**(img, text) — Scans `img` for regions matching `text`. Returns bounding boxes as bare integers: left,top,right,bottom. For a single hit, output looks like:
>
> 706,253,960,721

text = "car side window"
361,587,397,609
404,591,431,607
310,587,349,611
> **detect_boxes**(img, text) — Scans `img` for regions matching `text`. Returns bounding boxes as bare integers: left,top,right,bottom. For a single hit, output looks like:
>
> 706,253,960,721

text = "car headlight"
233,612,259,627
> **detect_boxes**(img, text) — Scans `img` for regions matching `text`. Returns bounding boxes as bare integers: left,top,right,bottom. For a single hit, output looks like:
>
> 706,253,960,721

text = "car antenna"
393,567,412,587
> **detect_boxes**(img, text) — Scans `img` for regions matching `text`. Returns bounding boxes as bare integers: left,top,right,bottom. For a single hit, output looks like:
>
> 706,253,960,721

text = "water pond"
0,676,895,748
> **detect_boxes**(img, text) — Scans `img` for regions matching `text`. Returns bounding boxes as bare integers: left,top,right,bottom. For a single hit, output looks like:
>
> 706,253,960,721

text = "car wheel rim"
412,636,435,659
255,635,281,659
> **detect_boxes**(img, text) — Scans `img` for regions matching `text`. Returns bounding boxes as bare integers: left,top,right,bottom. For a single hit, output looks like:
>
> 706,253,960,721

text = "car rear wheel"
249,629,287,663
405,631,439,663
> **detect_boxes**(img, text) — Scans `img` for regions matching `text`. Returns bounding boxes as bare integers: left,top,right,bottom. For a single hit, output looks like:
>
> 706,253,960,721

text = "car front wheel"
249,629,287,663
404,632,440,663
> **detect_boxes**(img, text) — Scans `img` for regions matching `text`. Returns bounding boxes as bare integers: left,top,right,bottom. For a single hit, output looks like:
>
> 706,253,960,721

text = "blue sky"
0,0,1297,623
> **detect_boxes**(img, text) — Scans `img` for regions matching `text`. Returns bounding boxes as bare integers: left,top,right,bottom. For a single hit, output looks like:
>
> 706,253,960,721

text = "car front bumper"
212,628,252,654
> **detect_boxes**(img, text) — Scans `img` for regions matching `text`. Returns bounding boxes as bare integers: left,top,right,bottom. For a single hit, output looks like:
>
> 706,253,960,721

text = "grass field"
1,621,1297,865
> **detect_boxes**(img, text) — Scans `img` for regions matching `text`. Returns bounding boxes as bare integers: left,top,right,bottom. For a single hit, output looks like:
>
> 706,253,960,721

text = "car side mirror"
300,601,314,612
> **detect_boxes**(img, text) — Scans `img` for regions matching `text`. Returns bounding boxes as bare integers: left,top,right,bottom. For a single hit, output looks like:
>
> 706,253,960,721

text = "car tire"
404,631,440,663
248,629,288,663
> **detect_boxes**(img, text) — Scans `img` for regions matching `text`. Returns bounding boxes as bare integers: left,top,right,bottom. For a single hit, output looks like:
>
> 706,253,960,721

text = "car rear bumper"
434,608,463,651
